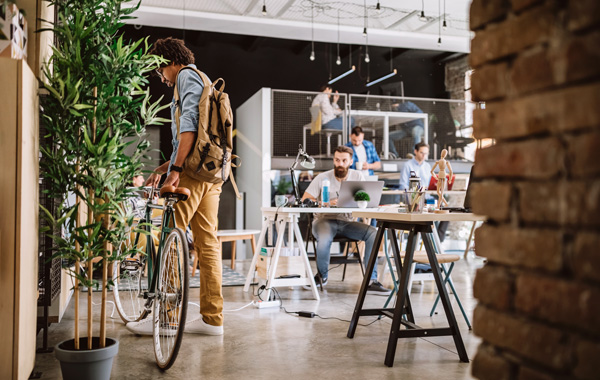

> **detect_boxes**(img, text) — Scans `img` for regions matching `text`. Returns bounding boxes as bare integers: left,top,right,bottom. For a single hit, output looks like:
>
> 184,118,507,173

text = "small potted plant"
354,190,370,208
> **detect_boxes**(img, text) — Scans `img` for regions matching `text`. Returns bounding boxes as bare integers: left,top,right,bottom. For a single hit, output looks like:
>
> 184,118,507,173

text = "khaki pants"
174,172,223,326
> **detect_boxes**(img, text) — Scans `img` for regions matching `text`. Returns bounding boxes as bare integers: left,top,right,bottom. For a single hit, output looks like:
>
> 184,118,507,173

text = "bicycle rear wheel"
113,232,149,323
153,227,189,370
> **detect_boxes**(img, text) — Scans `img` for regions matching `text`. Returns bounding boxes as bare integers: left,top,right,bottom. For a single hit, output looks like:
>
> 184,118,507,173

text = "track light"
328,66,356,84
366,69,397,87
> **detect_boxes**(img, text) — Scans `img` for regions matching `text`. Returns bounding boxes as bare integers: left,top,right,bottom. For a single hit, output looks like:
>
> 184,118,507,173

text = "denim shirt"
169,64,206,174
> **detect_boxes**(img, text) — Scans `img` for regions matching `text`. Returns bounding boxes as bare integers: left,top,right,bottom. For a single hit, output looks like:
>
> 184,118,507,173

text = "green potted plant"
354,190,370,208
39,1,168,379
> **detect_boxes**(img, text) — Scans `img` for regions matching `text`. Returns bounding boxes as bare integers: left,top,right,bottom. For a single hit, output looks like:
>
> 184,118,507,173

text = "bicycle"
112,185,190,370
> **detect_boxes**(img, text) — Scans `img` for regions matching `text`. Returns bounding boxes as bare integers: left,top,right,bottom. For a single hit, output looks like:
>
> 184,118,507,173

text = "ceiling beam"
242,0,261,16
275,0,295,18
242,35,267,52
385,10,419,30
291,40,312,55
414,14,446,32
383,48,409,61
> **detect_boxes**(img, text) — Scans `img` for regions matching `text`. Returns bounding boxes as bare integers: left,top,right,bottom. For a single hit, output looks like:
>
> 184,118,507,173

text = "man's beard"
334,165,348,179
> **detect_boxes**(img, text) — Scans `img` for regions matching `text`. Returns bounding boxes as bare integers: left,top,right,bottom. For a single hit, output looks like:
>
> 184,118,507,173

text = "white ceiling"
127,0,473,53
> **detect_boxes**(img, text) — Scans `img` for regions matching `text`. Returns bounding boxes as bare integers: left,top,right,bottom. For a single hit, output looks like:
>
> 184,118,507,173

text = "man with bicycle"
126,37,224,336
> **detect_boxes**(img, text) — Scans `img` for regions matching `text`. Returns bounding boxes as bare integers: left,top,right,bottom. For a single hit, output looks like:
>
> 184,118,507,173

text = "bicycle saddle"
159,185,191,201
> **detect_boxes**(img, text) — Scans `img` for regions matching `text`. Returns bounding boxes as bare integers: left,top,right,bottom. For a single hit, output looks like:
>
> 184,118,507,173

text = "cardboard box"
256,247,305,279
0,3,28,59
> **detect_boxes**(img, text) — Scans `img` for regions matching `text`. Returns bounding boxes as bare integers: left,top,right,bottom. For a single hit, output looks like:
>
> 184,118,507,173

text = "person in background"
399,142,449,242
389,101,425,158
346,126,381,177
399,142,431,190
312,85,355,130
301,146,390,295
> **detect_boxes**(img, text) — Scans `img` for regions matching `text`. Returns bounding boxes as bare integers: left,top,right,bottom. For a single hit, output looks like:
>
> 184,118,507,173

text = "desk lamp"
290,144,315,207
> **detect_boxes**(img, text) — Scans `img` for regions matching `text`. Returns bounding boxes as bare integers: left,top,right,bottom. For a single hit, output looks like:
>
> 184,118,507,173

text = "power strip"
253,300,281,309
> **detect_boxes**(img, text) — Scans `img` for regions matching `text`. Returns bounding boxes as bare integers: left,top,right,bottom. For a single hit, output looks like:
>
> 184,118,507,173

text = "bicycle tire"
113,231,149,323
153,227,189,370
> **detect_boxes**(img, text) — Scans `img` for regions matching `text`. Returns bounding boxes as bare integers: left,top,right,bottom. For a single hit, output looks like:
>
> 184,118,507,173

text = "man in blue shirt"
128,37,224,337
345,126,381,176
399,142,431,190
389,101,425,158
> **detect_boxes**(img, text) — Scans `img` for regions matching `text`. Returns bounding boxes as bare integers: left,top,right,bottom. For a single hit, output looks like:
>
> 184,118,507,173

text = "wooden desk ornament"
430,149,453,213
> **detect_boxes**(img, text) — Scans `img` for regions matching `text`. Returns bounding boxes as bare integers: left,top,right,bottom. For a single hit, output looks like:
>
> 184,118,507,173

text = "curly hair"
149,37,195,68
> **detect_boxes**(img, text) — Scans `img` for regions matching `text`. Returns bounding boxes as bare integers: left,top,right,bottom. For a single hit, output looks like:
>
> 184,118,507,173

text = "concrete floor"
34,251,484,379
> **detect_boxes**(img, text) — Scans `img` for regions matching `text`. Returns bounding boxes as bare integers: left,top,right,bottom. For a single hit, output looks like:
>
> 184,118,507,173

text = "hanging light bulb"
262,0,267,15
363,0,368,36
437,37,442,46
336,56,341,65
365,53,370,63
363,27,367,36
309,4,315,61
442,19,447,30
442,0,447,29
419,0,427,21
310,50,315,61
376,1,381,13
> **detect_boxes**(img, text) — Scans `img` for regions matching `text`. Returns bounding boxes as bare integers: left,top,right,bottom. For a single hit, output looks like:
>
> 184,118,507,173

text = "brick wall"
469,1,600,379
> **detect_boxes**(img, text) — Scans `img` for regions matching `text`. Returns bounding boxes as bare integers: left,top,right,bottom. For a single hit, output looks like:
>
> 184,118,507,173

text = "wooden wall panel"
0,58,39,380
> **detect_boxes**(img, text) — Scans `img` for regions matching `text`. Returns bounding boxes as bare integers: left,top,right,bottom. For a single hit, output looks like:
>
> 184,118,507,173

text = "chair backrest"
309,105,322,135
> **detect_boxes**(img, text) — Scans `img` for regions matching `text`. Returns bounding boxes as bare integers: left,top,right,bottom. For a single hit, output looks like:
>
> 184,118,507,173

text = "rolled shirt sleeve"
177,69,204,134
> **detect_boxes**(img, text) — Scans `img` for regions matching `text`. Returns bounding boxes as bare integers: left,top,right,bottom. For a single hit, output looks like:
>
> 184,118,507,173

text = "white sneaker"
126,317,177,337
185,317,224,335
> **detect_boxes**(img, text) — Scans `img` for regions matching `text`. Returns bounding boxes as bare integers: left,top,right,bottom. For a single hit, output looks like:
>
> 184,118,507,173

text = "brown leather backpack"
174,67,241,199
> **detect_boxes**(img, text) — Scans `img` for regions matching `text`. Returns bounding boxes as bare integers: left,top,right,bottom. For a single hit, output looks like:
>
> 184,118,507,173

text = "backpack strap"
174,66,211,141
229,154,242,200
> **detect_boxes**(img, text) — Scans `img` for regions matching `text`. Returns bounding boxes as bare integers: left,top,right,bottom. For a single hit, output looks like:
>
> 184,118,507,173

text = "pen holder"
403,190,425,213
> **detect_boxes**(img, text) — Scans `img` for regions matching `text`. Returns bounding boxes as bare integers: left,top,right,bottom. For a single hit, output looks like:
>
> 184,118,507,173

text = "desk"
382,190,466,196
347,210,486,367
349,110,428,159
243,207,378,302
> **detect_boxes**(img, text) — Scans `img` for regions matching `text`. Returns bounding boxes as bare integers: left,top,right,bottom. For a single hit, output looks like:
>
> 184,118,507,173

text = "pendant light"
363,0,367,36
336,10,341,65
262,0,267,16
437,0,442,46
309,3,315,61
442,0,447,30
419,0,427,22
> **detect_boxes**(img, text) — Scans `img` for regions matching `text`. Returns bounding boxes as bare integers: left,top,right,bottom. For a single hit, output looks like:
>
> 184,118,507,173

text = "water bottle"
409,171,420,191
322,179,330,207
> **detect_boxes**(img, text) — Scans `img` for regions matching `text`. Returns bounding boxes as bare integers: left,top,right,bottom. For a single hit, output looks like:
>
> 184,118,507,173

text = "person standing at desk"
389,101,425,158
312,85,355,130
301,146,390,295
346,126,381,177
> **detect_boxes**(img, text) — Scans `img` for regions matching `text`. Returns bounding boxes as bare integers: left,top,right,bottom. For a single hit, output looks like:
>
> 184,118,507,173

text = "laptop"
337,181,384,208
428,174,455,191
365,175,379,181
441,166,475,213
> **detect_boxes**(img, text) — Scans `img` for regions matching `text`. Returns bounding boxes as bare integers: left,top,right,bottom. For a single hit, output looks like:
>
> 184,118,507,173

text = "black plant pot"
55,337,119,380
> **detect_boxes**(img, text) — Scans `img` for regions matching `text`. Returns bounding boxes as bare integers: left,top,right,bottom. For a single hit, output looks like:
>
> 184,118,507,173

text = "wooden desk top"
352,209,486,222
262,207,379,214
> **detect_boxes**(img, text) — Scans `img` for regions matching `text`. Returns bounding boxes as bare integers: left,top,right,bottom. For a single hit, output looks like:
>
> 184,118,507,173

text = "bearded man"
301,146,390,295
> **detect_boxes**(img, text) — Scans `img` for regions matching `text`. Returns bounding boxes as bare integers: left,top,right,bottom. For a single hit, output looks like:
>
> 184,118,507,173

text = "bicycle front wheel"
153,227,189,370
113,232,148,323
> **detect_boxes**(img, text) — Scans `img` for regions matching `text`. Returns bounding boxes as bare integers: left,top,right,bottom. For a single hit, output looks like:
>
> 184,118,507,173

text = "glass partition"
271,89,479,161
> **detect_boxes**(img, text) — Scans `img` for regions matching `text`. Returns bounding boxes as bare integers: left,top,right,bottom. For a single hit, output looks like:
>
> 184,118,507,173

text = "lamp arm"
290,168,301,205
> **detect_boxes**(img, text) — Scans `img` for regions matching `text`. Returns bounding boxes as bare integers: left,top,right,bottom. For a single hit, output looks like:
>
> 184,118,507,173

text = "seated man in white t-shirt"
301,146,390,295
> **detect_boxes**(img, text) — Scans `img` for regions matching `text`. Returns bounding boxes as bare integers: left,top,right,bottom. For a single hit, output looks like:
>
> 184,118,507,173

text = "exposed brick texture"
474,138,564,179
475,225,563,272
473,306,573,370
470,0,510,31
473,264,514,310
470,4,555,68
573,232,600,283
574,338,600,380
471,0,600,378
473,83,600,140
472,344,514,380
472,62,509,101
515,274,600,335
470,182,512,222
